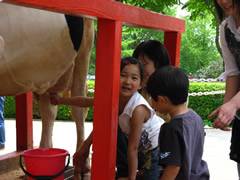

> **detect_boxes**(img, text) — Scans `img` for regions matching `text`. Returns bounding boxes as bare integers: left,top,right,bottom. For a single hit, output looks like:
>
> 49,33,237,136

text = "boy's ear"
158,96,169,104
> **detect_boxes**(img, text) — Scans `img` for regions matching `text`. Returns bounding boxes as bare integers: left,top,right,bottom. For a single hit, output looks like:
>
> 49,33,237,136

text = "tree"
183,0,222,54
121,0,222,76
89,0,223,77
122,0,221,55
180,14,221,75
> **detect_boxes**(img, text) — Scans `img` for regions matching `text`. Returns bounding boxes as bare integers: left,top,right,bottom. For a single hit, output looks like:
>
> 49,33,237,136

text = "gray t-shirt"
159,109,209,180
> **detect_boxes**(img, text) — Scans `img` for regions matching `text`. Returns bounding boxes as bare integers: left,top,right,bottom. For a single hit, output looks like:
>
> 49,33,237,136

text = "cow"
0,3,94,179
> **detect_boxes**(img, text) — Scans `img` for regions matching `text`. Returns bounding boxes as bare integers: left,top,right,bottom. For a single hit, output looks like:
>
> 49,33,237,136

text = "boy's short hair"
146,66,189,105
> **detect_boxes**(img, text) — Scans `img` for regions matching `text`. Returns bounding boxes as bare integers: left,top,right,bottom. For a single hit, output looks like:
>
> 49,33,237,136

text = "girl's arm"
160,165,180,180
128,105,150,180
73,132,93,173
50,93,94,107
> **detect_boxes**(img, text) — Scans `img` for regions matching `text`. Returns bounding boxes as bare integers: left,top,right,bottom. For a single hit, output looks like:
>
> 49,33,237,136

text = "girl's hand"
73,142,91,174
49,93,61,105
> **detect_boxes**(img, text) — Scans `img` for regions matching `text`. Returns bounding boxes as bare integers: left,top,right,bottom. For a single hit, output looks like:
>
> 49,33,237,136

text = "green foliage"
86,0,222,79
188,82,225,126
189,94,223,126
122,0,181,13
189,82,225,93
184,0,217,26
119,0,179,59
180,15,221,75
87,80,95,90
4,96,15,118
57,105,71,120
195,58,224,78
122,26,165,58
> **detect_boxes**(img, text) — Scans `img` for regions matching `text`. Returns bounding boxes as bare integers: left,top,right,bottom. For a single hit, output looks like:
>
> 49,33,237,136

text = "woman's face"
216,0,235,16
138,55,155,87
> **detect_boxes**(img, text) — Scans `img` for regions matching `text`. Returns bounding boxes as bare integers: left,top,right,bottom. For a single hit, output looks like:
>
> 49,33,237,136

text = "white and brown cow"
0,3,94,177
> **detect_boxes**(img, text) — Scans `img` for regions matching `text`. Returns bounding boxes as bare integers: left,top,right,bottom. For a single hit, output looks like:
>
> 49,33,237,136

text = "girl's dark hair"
132,40,170,69
121,57,144,81
214,0,240,23
146,66,189,105
214,0,225,23
234,0,240,18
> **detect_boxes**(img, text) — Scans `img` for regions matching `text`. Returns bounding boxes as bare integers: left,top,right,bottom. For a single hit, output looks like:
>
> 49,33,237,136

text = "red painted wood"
0,151,23,161
92,19,122,180
4,0,185,32
15,93,33,151
164,31,182,66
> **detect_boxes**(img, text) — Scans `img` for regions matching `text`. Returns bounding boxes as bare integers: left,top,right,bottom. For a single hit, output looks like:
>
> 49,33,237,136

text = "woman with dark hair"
209,0,240,176
133,40,170,90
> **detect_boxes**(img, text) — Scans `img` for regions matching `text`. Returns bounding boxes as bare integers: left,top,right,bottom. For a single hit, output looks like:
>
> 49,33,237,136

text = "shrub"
188,82,224,126
195,58,224,79
4,96,15,118
189,82,225,93
189,94,224,126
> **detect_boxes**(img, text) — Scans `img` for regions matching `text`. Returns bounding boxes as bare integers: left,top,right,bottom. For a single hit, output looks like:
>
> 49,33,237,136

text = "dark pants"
116,126,128,178
116,126,160,180
230,117,240,163
230,117,240,179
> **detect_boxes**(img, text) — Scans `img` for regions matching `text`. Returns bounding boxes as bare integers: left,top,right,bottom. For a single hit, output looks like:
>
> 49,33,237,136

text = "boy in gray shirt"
147,66,209,180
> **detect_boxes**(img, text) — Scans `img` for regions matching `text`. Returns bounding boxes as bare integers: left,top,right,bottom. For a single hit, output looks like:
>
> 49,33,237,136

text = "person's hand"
49,93,61,105
209,101,238,129
73,141,91,174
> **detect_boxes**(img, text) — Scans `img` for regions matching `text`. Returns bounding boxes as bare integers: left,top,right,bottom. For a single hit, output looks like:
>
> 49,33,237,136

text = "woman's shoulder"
219,17,229,32
221,16,239,34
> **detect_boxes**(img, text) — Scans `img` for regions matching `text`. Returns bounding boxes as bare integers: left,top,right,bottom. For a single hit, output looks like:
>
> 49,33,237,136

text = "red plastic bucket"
20,148,70,180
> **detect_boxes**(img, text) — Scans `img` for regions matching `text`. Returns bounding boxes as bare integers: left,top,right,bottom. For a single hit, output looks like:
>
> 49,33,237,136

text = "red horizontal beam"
4,0,185,32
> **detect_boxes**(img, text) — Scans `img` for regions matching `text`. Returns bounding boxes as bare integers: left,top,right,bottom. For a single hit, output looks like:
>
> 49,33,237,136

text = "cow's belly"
0,3,76,95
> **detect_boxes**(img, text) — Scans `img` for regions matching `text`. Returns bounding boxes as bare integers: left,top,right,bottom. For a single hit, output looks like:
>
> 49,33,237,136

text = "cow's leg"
0,36,4,55
71,18,94,180
39,93,57,148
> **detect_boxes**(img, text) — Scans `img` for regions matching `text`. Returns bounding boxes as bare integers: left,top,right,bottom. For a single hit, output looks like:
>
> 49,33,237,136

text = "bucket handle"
19,153,70,180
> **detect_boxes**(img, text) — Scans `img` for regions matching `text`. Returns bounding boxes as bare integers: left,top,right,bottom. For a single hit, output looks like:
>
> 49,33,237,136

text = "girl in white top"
50,41,170,177
118,91,162,152
117,57,164,180
209,0,240,177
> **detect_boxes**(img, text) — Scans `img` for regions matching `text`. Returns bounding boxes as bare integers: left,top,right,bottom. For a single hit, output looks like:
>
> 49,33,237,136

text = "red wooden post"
15,92,33,151
164,31,182,66
92,19,122,180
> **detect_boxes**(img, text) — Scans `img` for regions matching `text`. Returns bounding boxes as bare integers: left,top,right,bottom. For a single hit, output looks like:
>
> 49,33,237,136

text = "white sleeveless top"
119,91,164,151
220,16,240,78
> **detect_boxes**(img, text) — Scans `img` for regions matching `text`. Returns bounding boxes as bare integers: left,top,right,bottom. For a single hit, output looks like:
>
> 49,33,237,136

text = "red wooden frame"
2,0,185,179
15,92,33,151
